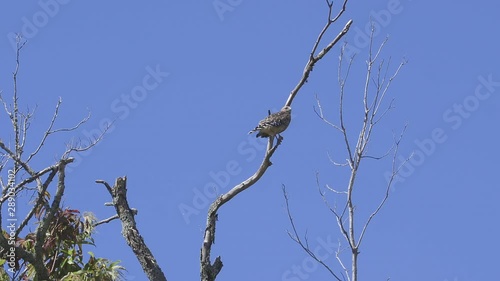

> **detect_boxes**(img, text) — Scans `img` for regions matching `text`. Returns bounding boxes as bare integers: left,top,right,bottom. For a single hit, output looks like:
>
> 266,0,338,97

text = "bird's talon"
277,135,284,144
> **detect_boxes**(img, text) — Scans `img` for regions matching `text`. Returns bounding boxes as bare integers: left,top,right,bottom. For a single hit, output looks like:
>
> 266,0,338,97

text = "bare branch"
19,106,36,151
25,98,60,163
97,177,167,281
310,0,349,58
10,37,25,174
371,35,389,66
360,141,394,161
93,209,138,227
94,215,120,226
325,183,347,194
52,110,91,134
16,167,58,236
335,241,350,281
201,137,283,281
330,0,349,23
0,139,37,177
285,1,352,107
357,125,409,246
62,118,113,158
338,45,356,165
0,93,11,117
317,175,351,248
373,59,407,119
326,151,349,167
0,163,51,202
372,98,395,125
282,185,343,281
92,184,139,227
33,157,73,280
95,179,113,194
314,95,342,132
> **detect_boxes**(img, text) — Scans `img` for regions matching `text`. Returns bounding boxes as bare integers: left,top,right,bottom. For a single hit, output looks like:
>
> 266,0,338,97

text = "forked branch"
286,0,352,106
282,185,344,281
96,177,167,281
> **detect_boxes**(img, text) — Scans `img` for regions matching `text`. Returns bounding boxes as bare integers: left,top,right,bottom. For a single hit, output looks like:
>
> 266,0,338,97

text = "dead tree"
283,25,409,281
95,177,167,281
200,1,352,280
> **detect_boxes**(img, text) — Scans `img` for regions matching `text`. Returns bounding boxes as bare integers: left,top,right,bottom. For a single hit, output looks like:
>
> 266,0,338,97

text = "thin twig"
92,209,138,227
338,44,355,165
62,118,113,158
283,185,343,281
335,241,350,281
314,95,342,132
286,12,352,106
357,125,409,246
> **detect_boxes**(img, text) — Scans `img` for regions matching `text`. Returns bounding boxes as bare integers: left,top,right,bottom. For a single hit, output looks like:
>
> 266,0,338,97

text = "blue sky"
1,1,499,281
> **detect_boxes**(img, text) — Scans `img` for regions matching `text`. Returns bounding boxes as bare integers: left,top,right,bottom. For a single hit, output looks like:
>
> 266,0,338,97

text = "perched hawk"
249,105,292,138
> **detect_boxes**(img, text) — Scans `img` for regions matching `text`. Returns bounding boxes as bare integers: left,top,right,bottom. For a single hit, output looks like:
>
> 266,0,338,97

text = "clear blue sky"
1,1,499,281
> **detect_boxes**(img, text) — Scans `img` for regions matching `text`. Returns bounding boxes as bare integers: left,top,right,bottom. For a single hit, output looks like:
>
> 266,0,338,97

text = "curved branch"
62,118,112,158
282,185,343,281
357,125,409,247
200,3,352,280
92,207,138,227
286,19,352,107
200,137,281,281
25,98,91,164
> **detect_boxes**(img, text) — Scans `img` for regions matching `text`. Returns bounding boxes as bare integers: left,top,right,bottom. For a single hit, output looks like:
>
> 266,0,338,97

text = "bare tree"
283,26,409,281
200,1,352,281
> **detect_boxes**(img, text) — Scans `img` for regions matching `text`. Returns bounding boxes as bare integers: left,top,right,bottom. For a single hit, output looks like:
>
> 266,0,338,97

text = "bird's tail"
256,132,268,138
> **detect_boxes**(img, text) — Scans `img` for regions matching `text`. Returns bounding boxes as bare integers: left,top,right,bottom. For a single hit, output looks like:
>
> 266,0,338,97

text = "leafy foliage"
1,208,124,280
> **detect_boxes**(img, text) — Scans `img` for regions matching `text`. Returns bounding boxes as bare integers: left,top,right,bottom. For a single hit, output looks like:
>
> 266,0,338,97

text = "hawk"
249,105,291,138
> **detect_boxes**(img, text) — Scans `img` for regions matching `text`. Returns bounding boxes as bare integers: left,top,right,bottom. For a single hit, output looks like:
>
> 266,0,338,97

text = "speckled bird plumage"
249,106,292,138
